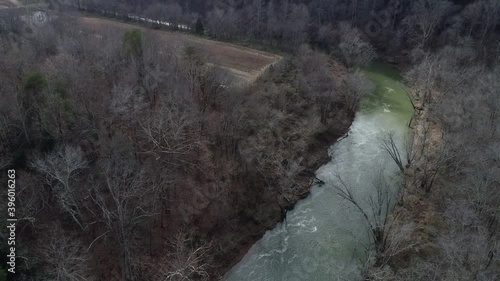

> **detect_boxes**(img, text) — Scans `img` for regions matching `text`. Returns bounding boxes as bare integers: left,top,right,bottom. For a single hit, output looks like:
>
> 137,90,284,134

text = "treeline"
67,0,500,56
0,12,365,280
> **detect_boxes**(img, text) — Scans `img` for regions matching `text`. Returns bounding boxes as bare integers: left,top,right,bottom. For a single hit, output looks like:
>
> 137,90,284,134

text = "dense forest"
0,0,499,280
66,0,500,55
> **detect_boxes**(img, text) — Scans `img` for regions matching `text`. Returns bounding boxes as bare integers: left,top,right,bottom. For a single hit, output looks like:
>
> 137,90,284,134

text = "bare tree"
110,66,147,118
380,221,417,266
196,65,231,117
90,157,152,281
208,87,248,161
246,0,266,39
464,163,500,233
365,220,417,280
381,131,414,173
38,225,95,281
403,0,453,49
478,0,500,44
405,46,480,107
480,66,500,138
404,52,440,104
381,132,405,173
163,232,213,281
438,198,499,280
344,70,374,114
332,169,397,262
461,0,485,38
144,168,176,255
338,22,376,69
297,50,337,124
417,131,464,194
140,101,200,168
256,151,304,203
281,3,310,46
30,144,88,229
16,171,47,230
206,7,240,40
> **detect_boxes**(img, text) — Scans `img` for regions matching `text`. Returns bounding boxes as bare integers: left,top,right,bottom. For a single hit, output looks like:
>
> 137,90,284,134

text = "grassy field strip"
79,16,282,84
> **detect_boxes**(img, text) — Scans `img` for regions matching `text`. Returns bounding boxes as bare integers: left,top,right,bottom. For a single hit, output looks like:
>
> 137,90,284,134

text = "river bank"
211,57,355,279
223,61,414,281
366,85,448,278
216,116,353,279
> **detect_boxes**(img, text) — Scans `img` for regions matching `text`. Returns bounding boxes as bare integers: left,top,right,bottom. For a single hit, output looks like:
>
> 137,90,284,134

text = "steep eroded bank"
207,55,355,278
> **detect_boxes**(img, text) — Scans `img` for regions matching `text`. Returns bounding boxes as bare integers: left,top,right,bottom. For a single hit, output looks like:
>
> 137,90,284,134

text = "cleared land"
0,0,20,9
79,17,282,83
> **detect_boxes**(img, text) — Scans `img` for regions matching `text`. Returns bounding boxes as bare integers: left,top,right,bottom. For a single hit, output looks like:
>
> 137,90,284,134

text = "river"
223,62,414,281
